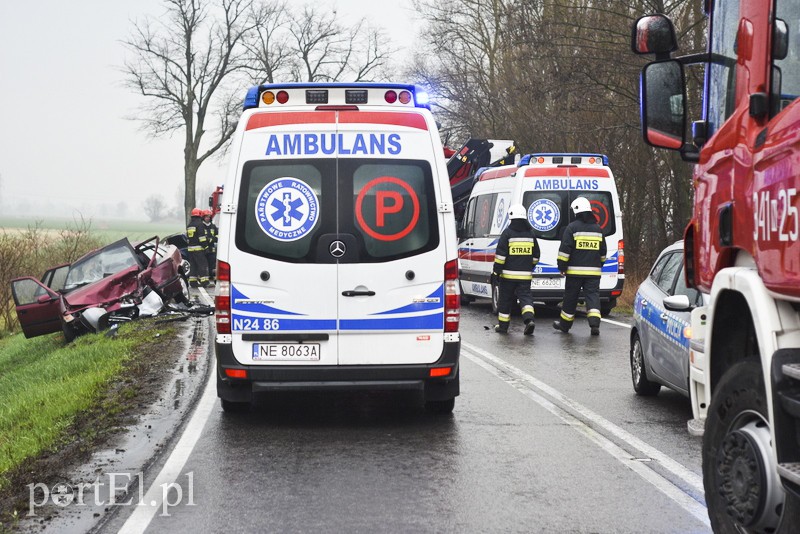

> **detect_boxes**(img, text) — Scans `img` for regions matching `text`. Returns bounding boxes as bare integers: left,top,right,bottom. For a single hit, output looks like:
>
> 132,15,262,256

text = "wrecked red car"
11,236,189,341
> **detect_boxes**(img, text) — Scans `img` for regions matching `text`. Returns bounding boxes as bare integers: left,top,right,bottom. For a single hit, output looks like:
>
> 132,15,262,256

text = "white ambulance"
458,153,624,314
214,83,460,413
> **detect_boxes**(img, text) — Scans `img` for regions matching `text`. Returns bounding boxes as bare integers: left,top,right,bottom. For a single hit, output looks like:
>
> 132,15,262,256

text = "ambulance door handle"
660,313,668,322
342,290,376,297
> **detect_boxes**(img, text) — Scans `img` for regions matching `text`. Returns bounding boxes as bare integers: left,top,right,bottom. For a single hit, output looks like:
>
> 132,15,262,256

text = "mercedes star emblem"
329,240,346,258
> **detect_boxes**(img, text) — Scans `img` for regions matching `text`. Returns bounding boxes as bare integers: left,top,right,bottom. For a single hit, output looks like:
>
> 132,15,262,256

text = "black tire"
425,397,455,414
630,333,660,396
601,298,616,317
221,399,250,413
459,282,471,305
491,282,500,315
62,322,76,343
703,361,800,533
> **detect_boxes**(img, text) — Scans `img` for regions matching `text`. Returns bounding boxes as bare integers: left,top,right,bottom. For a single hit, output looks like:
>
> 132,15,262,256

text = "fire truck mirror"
641,60,686,151
773,19,788,61
631,14,678,56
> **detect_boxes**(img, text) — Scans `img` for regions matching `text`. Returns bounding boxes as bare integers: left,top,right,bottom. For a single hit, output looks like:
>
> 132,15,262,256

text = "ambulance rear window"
236,159,438,263
521,191,616,240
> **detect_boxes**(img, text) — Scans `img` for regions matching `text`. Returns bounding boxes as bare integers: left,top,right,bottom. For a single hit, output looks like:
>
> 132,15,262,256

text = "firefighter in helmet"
202,209,217,281
186,208,210,288
553,197,607,335
492,204,540,335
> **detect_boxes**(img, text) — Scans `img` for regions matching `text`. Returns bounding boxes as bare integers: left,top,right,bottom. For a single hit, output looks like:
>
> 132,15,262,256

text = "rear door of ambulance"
335,109,447,365
226,97,447,367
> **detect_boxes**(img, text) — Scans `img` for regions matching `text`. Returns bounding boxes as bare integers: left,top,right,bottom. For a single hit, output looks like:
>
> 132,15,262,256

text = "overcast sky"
0,0,422,221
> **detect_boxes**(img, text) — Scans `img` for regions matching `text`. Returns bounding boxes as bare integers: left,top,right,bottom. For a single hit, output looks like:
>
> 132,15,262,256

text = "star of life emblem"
255,177,319,241
528,199,560,232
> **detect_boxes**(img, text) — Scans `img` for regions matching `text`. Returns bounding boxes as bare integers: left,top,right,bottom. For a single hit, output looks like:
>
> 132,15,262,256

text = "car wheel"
425,397,455,414
704,361,800,533
630,333,660,396
459,282,471,306
601,298,616,317
62,322,76,343
491,282,499,315
221,399,251,413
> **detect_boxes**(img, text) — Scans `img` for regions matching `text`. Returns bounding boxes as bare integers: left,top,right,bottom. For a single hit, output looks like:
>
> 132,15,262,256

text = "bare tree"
123,0,262,222
245,4,395,83
143,194,168,221
412,0,704,279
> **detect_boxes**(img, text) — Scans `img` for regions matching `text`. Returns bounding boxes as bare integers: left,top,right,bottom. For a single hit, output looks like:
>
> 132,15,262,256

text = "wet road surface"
106,303,709,533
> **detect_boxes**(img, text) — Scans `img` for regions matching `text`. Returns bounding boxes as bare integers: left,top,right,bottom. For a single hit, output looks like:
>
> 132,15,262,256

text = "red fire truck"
633,4,800,532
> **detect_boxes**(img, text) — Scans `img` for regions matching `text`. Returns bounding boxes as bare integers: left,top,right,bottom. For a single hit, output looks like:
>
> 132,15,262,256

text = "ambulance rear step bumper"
216,340,460,402
253,380,423,392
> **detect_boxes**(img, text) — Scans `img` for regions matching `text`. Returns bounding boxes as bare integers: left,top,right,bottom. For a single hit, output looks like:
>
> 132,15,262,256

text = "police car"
214,83,460,413
630,240,708,398
458,153,624,314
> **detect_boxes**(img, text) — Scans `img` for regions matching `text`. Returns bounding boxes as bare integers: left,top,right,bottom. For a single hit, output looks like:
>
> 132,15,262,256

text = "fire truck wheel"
703,361,800,533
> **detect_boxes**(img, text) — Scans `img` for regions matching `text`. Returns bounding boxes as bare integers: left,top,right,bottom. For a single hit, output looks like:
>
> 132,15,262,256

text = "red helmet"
191,208,202,217
202,209,213,217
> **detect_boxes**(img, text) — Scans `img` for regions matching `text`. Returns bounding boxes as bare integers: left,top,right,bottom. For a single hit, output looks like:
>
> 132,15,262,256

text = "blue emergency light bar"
243,82,431,110
518,153,609,166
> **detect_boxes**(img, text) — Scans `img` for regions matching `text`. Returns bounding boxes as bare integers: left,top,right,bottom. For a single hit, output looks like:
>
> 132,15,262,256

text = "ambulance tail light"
617,240,625,275
444,260,460,332
215,261,231,334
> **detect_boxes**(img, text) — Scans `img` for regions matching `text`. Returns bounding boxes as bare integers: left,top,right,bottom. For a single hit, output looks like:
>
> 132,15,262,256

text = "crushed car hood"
63,266,141,309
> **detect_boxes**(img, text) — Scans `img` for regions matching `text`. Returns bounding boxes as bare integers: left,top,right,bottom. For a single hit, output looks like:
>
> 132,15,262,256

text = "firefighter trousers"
557,275,601,331
188,250,209,286
496,278,535,331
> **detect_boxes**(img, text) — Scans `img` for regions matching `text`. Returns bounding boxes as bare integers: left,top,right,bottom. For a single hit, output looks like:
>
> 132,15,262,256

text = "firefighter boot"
588,316,600,336
523,319,535,336
494,324,508,334
552,321,570,333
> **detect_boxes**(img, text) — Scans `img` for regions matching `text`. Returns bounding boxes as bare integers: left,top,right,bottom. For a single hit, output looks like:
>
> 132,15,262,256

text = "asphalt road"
105,302,710,533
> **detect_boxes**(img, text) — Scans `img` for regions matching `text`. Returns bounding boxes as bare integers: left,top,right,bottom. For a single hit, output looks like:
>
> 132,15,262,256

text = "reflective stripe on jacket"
493,221,540,280
187,216,207,252
557,219,607,277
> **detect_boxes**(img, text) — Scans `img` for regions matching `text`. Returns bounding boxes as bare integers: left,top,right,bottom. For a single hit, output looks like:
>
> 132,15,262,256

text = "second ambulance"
458,154,624,314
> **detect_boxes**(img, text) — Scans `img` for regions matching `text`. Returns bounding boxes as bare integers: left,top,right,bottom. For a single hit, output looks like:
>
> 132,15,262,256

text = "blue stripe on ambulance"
231,285,304,315
340,313,444,330
230,284,443,331
371,285,444,315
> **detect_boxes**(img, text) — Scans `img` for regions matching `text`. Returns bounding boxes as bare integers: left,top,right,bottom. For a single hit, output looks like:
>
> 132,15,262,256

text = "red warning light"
385,90,398,104
276,90,289,104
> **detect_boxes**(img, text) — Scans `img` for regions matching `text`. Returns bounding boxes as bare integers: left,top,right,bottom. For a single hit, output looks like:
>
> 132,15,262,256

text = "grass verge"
0,319,177,497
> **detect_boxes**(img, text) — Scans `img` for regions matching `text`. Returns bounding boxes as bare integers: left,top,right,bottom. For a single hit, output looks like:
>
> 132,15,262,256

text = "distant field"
0,217,185,244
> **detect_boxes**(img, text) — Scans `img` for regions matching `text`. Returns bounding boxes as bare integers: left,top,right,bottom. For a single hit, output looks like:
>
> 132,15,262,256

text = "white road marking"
462,341,710,528
601,316,632,329
118,288,216,534
198,286,212,304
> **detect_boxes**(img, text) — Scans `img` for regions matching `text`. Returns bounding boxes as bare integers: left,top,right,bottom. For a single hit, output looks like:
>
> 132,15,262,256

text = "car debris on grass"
9,236,210,341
